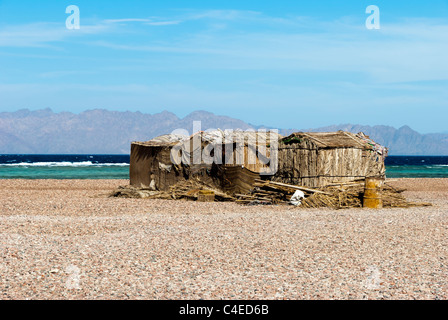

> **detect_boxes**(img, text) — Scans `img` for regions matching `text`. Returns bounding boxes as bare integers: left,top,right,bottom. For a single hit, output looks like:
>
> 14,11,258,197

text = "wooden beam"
254,179,332,195
301,132,328,148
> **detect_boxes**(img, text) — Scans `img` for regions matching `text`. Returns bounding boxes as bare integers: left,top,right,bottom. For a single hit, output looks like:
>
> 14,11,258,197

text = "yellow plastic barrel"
363,177,384,209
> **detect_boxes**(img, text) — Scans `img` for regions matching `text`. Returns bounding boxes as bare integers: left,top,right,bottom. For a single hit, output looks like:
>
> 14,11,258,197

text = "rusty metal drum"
363,177,384,209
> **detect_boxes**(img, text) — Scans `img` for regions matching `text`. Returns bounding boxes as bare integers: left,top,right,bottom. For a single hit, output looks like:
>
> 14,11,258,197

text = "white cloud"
103,17,181,26
0,22,110,47
2,12,447,84
145,20,182,26
103,18,152,23
82,16,448,84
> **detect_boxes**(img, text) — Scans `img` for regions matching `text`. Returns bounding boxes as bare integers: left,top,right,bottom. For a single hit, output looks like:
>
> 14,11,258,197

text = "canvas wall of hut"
274,131,388,188
129,130,280,192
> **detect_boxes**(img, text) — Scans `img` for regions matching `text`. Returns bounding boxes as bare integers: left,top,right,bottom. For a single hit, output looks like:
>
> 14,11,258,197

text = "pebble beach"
1,178,448,300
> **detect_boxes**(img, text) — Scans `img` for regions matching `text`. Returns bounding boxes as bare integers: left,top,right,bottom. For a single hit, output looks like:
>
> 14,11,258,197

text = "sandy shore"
1,178,448,300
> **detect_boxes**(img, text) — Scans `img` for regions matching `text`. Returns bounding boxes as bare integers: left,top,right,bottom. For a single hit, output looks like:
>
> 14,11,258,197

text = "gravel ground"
1,178,448,300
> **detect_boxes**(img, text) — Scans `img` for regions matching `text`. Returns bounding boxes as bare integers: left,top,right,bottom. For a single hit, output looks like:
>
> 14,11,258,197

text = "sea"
0,154,448,179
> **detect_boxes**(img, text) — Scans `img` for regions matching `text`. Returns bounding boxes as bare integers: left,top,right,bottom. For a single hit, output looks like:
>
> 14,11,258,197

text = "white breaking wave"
0,161,129,167
426,165,448,168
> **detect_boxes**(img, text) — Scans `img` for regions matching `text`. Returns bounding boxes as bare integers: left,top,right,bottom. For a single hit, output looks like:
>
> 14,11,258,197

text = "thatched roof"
132,134,188,147
281,131,387,155
133,130,387,156
133,130,282,148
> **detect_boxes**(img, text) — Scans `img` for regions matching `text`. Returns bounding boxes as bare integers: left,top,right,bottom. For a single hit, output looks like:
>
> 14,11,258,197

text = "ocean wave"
422,165,448,169
0,161,129,167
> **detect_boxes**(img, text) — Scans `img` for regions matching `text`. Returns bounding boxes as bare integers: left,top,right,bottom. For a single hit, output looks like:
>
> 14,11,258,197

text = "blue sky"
0,0,447,133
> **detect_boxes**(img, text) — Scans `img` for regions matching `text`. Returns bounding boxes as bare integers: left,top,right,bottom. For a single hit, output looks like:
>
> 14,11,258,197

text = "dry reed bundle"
167,178,235,201
110,177,431,209
300,182,431,209
300,187,362,209
236,179,432,209
109,185,171,199
109,178,235,201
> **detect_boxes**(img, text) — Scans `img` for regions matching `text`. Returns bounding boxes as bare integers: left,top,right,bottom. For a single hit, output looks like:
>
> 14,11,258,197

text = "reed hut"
129,134,190,190
274,131,387,188
130,130,280,192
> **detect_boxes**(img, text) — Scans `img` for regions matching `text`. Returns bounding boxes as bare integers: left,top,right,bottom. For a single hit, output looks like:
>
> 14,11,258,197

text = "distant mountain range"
1,108,447,155
299,124,448,156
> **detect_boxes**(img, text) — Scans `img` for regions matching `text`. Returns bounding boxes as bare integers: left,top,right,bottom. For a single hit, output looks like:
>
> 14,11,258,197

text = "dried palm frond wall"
273,132,387,188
